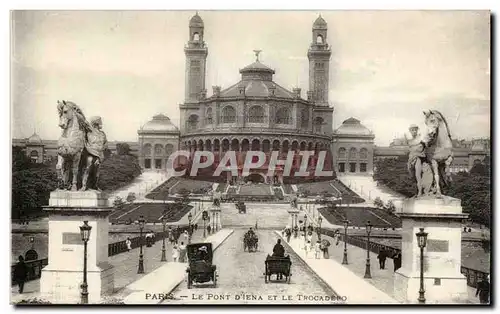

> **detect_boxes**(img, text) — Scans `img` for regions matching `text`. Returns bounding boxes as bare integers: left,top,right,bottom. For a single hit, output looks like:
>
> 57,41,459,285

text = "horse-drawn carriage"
235,201,246,214
264,255,292,283
185,243,217,289
243,231,258,252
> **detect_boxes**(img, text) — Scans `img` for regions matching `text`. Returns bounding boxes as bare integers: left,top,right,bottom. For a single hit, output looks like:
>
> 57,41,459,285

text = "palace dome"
189,13,204,28
334,117,373,136
140,114,179,133
215,58,295,99
27,132,43,145
313,15,327,29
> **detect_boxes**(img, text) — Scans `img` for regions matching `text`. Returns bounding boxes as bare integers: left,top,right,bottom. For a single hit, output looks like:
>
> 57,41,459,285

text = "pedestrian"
179,242,187,263
207,225,211,235
476,275,490,304
13,255,28,293
314,241,321,259
392,250,402,272
304,240,312,258
126,237,132,252
285,228,292,243
377,248,387,269
172,244,179,262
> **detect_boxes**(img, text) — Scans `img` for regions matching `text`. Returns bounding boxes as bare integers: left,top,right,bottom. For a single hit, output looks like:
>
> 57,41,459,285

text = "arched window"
193,33,200,41
248,105,265,123
29,150,39,158
349,147,357,160
359,148,368,160
205,108,213,125
143,144,152,156
301,109,309,128
165,144,174,155
275,107,291,125
314,117,324,133
316,35,323,44
187,114,199,130
154,144,163,155
222,106,236,123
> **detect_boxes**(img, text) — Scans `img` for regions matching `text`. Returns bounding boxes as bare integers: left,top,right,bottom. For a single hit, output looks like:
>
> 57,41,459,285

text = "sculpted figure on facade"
407,110,454,197
81,116,108,191
405,124,428,196
56,100,107,191
56,100,91,191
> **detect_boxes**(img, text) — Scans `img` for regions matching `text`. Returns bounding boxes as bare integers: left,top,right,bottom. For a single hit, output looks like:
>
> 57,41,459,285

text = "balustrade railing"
318,228,489,288
11,226,194,286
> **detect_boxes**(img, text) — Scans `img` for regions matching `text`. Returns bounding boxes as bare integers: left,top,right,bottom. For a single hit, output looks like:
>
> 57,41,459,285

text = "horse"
56,100,91,191
422,110,454,196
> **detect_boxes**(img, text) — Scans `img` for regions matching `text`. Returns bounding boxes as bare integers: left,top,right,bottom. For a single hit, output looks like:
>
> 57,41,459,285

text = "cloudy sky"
11,10,490,145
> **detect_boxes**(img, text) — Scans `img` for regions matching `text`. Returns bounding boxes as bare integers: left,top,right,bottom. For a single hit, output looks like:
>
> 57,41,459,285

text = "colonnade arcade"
181,138,331,153
179,137,334,184
336,146,370,173
141,143,176,169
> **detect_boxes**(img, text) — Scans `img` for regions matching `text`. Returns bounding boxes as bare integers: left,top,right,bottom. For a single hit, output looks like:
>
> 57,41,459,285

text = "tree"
98,154,142,191
373,197,384,208
11,146,59,220
386,200,396,214
113,196,125,208
116,143,131,156
373,156,416,197
12,167,58,219
126,192,136,203
470,157,490,177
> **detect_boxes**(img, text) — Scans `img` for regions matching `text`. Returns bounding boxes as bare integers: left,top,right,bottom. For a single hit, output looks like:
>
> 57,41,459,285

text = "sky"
11,10,490,146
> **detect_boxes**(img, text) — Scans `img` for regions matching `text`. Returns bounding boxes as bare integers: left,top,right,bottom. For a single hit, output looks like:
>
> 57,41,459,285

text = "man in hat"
81,116,108,191
198,245,209,261
405,124,427,196
476,274,490,304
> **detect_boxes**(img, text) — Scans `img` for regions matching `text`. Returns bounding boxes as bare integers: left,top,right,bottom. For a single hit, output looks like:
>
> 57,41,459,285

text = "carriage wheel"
265,273,268,283
187,275,192,289
213,272,217,288
287,274,291,284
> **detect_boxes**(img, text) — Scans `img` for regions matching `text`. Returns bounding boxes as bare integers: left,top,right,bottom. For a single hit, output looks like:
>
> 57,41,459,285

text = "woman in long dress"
172,244,179,262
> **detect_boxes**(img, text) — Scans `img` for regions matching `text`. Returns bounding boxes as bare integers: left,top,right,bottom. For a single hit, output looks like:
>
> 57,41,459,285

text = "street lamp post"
79,221,92,304
188,212,193,244
342,219,349,265
137,216,145,274
416,227,428,304
316,217,323,241
202,211,207,238
161,212,167,262
364,220,373,279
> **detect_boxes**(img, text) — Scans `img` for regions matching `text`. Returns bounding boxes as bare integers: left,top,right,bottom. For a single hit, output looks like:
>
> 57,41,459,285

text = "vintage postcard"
10,10,490,305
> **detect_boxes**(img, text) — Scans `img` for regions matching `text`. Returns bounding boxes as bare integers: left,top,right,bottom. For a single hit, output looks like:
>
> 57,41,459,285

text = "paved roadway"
163,229,340,305
221,202,291,229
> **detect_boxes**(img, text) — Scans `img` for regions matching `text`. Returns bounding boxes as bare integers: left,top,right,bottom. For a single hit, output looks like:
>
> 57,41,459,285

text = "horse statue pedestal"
40,190,114,304
394,195,469,304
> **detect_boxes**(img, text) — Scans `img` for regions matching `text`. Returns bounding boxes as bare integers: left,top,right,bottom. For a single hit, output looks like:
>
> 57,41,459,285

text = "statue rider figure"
405,124,427,197
81,116,108,191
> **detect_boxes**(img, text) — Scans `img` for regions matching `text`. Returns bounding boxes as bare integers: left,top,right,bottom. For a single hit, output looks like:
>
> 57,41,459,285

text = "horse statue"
56,100,91,191
421,110,454,197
